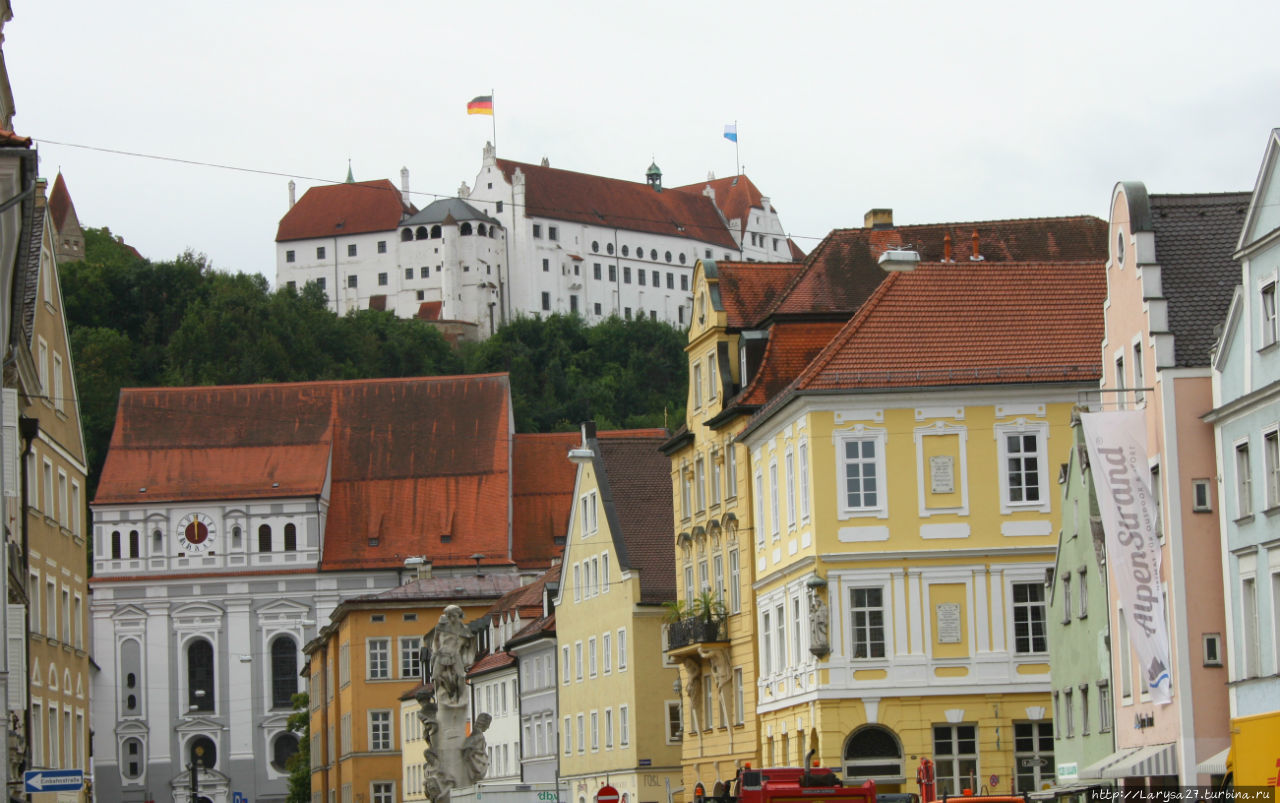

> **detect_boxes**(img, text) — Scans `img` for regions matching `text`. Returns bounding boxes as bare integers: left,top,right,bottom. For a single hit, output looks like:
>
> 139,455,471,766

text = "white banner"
1080,411,1173,705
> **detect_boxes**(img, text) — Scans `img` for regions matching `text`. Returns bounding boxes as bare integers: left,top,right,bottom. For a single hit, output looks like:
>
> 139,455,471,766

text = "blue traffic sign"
25,768,84,792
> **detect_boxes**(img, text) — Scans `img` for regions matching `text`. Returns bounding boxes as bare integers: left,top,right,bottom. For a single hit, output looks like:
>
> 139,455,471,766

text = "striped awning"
1195,747,1231,776
1078,747,1142,780
1101,742,1179,778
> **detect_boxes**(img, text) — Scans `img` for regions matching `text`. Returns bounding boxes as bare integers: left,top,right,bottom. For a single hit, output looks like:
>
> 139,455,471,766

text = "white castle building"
275,145,799,339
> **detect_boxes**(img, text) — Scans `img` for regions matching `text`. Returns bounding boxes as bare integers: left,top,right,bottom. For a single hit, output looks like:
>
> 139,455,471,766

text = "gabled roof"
506,611,556,649
512,433,579,568
487,564,560,621
495,159,739,250
789,261,1106,396
591,431,674,604
1147,192,1251,367
468,649,516,677
276,179,415,242
713,262,804,330
95,374,517,572
48,172,78,232
772,216,1108,319
673,174,769,236
735,321,846,406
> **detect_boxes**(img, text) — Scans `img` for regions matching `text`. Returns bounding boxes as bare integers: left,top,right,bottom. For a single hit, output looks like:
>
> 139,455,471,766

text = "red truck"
701,752,877,803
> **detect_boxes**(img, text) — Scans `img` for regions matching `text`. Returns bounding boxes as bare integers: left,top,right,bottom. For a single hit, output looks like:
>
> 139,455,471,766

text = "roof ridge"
119,373,512,395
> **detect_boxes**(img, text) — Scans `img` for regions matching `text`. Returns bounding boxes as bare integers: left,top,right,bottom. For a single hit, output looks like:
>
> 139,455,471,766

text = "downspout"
19,415,38,800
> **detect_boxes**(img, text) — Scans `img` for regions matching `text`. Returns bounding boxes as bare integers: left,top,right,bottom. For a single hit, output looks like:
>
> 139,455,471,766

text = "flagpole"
491,87,497,155
735,119,740,176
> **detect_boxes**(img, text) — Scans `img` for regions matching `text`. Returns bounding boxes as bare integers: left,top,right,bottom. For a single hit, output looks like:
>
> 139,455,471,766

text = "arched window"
121,737,144,780
271,636,298,709
430,225,442,239
259,524,272,552
477,223,487,236
401,228,413,242
120,639,142,714
460,222,473,235
189,734,217,769
621,245,629,257
284,523,297,552
591,241,599,253
650,249,658,260
607,243,615,255
129,530,140,558
232,526,242,548
111,531,121,559
415,226,429,240
843,725,904,782
271,732,300,772
187,639,214,711
152,529,163,553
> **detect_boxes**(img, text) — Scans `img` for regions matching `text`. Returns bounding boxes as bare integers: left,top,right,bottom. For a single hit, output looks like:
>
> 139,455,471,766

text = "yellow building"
14,180,93,802
736,255,1105,796
662,260,828,794
557,426,681,803
304,575,517,803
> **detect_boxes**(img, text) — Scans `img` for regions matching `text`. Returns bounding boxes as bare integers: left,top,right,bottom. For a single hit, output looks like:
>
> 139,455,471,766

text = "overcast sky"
8,1,1280,279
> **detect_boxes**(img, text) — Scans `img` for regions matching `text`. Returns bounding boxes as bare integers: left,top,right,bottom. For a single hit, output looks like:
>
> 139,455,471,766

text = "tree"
285,692,310,803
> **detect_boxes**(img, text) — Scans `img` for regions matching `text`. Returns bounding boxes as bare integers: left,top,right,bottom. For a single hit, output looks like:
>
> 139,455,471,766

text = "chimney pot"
943,232,952,262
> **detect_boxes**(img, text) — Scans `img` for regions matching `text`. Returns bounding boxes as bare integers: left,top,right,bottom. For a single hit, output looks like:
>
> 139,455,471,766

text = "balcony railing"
666,616,728,651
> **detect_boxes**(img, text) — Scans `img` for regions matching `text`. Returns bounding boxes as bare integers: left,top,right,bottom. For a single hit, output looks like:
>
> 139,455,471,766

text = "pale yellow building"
736,255,1105,796
556,426,680,803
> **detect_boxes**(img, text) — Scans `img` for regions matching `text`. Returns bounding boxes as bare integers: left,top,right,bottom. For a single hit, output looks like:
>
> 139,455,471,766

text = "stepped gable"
714,262,804,330
674,174,769,233
512,432,580,568
1147,192,1251,367
276,179,415,242
791,261,1106,395
772,215,1108,319
495,158,739,250
95,375,517,572
595,431,674,604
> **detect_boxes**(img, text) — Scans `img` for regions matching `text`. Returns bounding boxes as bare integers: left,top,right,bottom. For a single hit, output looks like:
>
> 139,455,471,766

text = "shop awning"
1078,747,1143,780
1195,747,1230,776
1101,742,1179,779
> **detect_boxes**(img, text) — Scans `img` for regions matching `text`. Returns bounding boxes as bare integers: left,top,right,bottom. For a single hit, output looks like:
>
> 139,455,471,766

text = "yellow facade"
20,194,92,803
557,432,682,803
306,595,494,803
665,261,761,795
742,392,1075,796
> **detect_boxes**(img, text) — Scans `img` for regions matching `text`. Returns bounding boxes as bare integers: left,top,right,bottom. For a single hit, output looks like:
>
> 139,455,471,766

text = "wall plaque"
930,455,955,493
936,602,962,644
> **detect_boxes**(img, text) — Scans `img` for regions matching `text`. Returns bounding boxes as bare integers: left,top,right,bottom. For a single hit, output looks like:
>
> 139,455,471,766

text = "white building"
274,146,799,336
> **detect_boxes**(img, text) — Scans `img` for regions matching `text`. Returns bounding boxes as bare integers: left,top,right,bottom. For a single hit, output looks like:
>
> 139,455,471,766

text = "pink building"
1086,183,1246,786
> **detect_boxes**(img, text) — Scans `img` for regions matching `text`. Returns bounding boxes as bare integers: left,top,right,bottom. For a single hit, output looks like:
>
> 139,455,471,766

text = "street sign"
234,793,249,803
25,769,85,793
597,784,621,803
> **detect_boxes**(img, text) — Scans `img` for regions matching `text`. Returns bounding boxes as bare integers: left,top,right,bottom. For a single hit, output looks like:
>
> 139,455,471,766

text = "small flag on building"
467,95,494,115
723,123,737,142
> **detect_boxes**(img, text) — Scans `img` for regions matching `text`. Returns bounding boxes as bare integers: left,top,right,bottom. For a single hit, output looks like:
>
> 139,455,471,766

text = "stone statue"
430,605,475,707
698,646,731,724
810,595,830,657
416,687,439,747
461,712,492,783
681,657,702,726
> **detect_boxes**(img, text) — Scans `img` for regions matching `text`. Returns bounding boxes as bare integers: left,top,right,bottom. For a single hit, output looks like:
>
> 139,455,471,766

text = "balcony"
665,615,728,655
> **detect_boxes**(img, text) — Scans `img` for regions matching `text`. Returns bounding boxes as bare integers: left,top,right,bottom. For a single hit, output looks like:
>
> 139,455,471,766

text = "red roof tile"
95,375,519,572
467,649,516,676
48,173,77,232
0,129,32,148
736,321,846,406
512,433,579,568
417,301,443,321
772,216,1107,319
672,174,768,235
275,180,415,242
496,159,739,250
713,262,804,329
792,261,1106,393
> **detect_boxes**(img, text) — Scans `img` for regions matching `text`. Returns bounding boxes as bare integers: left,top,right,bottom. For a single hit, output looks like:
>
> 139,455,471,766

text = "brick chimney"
864,209,893,229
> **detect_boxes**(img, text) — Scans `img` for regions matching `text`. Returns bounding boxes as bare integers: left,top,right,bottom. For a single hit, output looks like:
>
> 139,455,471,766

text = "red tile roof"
275,180,415,242
713,262,804,329
0,129,32,148
95,375,519,572
791,261,1106,394
673,174,768,236
417,301,443,321
467,649,516,677
772,216,1107,319
736,321,846,406
496,159,740,250
512,433,579,568
48,173,77,232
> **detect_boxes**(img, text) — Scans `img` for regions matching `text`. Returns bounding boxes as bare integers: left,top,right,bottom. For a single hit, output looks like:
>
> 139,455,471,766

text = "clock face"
176,513,217,554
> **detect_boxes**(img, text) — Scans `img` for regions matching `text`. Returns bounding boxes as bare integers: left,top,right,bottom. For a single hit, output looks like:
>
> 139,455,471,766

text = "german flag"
467,95,494,115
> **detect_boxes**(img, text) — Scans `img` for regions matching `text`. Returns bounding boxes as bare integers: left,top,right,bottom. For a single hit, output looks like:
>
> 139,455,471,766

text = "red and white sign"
596,785,620,803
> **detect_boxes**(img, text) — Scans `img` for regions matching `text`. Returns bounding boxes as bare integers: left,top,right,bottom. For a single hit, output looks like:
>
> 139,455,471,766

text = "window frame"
366,638,390,680
1011,581,1048,654
995,421,1051,513
849,586,887,660
835,429,889,519
368,710,393,751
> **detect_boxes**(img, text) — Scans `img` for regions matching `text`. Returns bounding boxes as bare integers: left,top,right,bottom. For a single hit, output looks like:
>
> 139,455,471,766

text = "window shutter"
7,600,27,710
2,387,18,497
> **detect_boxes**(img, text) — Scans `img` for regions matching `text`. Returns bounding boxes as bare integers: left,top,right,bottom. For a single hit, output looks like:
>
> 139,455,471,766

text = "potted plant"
690,590,727,642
